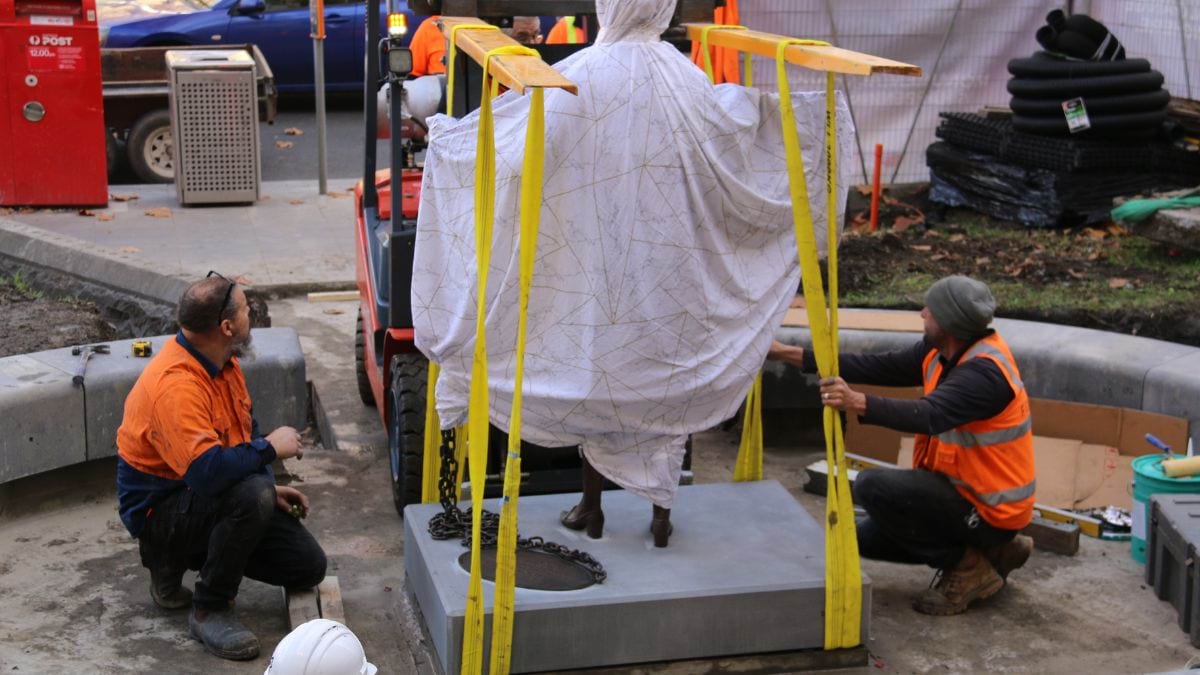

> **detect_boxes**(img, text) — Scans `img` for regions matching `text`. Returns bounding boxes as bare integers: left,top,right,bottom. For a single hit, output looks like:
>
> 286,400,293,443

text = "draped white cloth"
412,0,853,507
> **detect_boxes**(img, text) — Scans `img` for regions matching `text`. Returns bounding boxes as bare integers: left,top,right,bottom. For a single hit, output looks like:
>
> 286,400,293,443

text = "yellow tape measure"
131,340,153,357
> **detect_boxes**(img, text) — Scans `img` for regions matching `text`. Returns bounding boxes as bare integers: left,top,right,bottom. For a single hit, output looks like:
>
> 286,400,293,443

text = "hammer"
71,344,110,386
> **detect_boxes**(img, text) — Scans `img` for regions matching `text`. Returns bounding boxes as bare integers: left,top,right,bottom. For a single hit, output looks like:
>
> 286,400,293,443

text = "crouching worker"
116,273,326,660
769,275,1035,615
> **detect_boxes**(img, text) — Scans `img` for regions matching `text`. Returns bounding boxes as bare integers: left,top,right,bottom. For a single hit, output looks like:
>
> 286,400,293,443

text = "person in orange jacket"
690,0,742,83
547,15,587,44
769,276,1036,616
409,15,446,77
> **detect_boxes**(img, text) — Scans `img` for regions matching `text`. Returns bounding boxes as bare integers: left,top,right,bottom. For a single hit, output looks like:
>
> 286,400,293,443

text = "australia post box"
0,0,107,206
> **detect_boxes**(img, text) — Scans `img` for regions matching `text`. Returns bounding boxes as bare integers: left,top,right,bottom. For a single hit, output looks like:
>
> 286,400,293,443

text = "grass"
0,272,42,300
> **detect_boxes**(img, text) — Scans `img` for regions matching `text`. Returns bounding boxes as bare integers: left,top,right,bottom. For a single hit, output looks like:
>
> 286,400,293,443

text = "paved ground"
2,196,1199,672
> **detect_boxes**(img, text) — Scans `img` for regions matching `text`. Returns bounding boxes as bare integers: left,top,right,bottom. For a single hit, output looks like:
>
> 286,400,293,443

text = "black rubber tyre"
355,309,376,407
1011,108,1168,135
126,109,174,183
1007,70,1164,98
387,353,427,517
105,131,121,177
1009,89,1170,116
1007,54,1150,79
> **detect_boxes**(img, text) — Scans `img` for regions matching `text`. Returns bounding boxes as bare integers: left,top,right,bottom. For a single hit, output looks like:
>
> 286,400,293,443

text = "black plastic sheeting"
926,141,1193,229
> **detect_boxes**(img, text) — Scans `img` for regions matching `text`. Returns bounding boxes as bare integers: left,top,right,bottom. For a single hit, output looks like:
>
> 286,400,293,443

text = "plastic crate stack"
926,10,1200,228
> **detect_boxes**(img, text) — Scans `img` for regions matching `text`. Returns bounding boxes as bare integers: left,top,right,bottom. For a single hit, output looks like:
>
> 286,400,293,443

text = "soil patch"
838,187,1200,346
0,279,117,358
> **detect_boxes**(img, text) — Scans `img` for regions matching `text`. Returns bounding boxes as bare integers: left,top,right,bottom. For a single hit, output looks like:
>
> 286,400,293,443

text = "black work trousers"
138,473,327,610
853,467,1017,571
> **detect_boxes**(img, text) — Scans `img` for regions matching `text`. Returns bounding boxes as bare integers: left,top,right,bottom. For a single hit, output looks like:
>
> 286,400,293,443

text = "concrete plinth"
404,480,871,674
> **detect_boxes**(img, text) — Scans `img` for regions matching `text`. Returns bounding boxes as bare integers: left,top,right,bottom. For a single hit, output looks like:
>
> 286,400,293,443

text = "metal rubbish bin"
166,49,260,205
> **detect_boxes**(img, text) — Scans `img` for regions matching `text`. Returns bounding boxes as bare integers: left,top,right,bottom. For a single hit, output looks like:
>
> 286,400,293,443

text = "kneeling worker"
769,275,1035,615
116,274,326,659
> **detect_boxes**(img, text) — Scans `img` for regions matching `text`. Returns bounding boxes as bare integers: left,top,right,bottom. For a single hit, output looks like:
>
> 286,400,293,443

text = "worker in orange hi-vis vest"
409,15,446,77
769,276,1037,617
689,0,741,83
547,15,587,44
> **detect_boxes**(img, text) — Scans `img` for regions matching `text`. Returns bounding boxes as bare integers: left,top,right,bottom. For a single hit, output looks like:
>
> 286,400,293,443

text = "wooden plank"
306,290,358,302
683,23,921,77
438,17,579,96
317,576,346,624
782,307,923,332
285,586,321,630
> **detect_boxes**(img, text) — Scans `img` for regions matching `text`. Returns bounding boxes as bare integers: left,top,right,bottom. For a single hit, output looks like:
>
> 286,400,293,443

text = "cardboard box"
846,385,1188,511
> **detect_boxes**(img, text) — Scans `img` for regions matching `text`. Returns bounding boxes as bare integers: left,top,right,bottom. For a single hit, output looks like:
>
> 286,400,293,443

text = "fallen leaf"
1086,250,1103,261
854,184,872,197
275,140,294,149
931,253,949,262
923,229,941,238
1082,227,1108,240
110,193,139,202
1067,268,1086,280
285,127,305,136
77,209,96,217
849,211,870,232
17,207,37,214
892,214,924,232
326,190,349,199
948,233,965,243
0,207,11,215
97,212,115,222
1108,277,1129,289
975,256,991,265
909,244,932,252
144,207,172,218
118,246,140,254
323,308,345,315
1106,223,1128,237
289,199,306,205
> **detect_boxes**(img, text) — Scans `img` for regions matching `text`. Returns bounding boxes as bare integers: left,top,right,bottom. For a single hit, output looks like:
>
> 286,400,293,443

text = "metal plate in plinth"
403,480,872,674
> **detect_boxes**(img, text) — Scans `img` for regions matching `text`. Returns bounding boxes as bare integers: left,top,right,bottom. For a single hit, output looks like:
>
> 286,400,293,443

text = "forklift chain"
427,429,607,583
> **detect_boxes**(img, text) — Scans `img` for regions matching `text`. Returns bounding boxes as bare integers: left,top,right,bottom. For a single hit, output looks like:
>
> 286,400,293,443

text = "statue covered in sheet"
412,0,853,546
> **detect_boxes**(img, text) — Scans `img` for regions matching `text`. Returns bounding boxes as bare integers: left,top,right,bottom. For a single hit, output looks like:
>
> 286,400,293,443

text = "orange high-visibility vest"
913,333,1036,530
689,0,741,84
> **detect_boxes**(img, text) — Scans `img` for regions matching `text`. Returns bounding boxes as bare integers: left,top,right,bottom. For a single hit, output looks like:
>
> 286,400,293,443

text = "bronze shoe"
650,506,672,548
561,505,604,539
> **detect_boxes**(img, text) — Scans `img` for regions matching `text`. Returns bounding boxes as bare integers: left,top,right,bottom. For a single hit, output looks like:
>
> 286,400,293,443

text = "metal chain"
427,429,607,583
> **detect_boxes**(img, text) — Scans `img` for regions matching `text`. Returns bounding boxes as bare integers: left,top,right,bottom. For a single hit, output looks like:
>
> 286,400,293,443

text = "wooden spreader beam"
438,16,579,96
683,23,922,77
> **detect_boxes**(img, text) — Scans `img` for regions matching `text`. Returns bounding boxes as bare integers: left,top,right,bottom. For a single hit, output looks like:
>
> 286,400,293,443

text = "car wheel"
388,353,427,517
127,109,175,183
105,130,122,178
355,309,376,407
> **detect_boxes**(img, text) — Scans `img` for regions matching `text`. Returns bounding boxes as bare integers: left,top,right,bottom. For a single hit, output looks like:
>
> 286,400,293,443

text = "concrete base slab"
404,480,871,674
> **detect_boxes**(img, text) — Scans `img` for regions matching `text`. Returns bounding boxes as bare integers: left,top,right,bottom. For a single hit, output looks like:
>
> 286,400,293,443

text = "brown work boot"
912,548,1004,616
985,534,1034,580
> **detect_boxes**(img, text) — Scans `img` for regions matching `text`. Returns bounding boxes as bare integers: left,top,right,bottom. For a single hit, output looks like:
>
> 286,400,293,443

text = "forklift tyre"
355,309,376,406
127,109,175,184
388,353,427,517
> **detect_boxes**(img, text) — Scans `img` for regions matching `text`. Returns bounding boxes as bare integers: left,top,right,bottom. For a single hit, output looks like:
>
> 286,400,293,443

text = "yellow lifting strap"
565,15,578,45
698,24,753,86
774,39,862,650
459,44,543,675
733,373,763,482
445,23,501,115
421,361,442,503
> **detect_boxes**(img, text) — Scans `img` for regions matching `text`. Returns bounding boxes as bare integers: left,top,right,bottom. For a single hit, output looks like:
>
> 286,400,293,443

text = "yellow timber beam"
683,23,922,77
438,16,579,95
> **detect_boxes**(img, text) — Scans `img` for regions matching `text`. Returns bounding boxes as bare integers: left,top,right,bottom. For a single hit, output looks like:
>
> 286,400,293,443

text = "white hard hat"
264,619,377,675
402,74,445,126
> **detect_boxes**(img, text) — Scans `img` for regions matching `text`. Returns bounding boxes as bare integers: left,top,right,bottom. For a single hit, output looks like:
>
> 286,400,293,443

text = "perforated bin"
1146,494,1200,644
166,49,259,205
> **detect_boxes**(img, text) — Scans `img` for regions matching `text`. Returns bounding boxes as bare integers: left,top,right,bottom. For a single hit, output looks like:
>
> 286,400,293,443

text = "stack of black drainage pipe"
927,11,1198,228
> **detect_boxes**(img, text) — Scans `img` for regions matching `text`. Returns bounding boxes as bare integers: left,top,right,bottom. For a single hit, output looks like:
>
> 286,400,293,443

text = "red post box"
0,0,107,206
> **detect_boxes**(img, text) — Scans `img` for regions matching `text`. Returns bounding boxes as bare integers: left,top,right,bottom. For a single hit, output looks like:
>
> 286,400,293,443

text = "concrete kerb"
772,310,1200,449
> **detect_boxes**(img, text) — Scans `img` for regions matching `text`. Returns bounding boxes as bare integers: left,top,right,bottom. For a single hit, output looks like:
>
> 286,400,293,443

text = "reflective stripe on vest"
962,341,1025,391
937,416,1032,448
949,476,1037,507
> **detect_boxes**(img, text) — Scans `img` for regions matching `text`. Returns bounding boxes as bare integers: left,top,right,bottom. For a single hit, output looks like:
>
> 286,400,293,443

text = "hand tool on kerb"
70,344,110,386
1144,433,1172,455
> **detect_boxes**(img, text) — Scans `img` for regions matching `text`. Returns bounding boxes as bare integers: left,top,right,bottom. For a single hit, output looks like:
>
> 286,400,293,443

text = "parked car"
101,0,420,92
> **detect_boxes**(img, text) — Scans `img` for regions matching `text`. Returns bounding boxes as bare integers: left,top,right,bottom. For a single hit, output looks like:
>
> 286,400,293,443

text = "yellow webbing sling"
459,44,544,675
774,39,861,650
699,24,753,86
445,23,501,116
733,373,763,482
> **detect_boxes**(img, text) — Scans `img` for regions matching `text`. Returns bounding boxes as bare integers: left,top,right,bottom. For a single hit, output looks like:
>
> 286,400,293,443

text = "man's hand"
275,485,310,519
266,426,304,460
767,340,805,368
819,377,868,416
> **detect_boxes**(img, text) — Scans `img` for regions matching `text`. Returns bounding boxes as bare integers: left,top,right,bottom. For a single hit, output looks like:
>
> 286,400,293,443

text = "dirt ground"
0,278,116,358
840,188,1200,346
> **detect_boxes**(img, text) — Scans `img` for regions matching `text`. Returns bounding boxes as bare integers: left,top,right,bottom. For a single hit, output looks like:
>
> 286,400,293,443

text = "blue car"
102,0,419,92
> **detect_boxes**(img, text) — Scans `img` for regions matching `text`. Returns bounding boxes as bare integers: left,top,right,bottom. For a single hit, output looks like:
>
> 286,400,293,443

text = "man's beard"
231,331,256,361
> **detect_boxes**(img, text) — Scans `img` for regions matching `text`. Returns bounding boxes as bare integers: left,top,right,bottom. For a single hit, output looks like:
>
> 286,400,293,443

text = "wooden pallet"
284,576,346,629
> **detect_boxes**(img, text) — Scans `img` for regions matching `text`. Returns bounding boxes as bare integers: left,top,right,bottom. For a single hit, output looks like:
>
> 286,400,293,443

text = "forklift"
354,0,719,517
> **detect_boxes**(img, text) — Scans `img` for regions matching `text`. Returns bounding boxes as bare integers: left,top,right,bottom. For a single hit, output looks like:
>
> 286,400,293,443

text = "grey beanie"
924,275,996,339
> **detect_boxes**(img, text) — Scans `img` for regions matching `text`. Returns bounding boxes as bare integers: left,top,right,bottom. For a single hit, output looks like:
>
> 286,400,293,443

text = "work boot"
912,548,1004,616
188,607,260,661
985,534,1034,580
149,566,192,610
